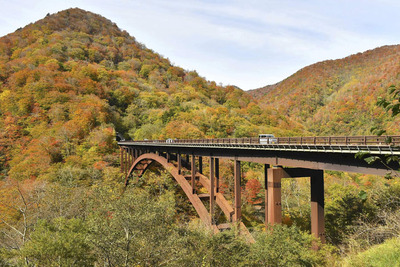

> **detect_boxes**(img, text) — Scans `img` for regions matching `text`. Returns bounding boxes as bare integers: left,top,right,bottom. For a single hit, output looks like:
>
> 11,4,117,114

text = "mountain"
249,45,400,135
0,8,301,180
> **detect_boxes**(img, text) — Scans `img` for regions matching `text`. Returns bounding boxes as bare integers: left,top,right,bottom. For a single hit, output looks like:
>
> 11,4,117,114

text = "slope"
249,45,400,135
0,8,303,180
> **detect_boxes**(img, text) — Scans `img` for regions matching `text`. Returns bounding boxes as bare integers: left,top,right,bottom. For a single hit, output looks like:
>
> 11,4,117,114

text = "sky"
1,0,400,90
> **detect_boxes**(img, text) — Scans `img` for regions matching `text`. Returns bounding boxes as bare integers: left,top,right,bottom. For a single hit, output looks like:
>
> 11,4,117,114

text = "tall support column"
264,164,270,226
128,148,132,170
124,148,128,177
191,154,196,194
215,158,220,193
267,168,282,225
166,152,170,162
311,171,325,244
120,147,124,173
210,157,215,225
130,148,134,164
134,149,138,160
233,160,241,222
177,153,182,174
199,156,203,174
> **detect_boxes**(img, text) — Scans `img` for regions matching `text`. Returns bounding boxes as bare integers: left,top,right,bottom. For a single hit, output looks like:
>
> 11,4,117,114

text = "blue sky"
1,0,400,90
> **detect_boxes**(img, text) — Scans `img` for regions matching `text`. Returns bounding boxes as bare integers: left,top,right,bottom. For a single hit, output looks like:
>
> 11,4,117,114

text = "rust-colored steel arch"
125,153,252,240
126,153,219,231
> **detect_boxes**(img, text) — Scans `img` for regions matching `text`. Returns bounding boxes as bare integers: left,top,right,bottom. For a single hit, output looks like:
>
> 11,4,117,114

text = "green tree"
204,229,250,267
377,85,400,118
87,188,187,266
247,224,327,266
21,217,95,266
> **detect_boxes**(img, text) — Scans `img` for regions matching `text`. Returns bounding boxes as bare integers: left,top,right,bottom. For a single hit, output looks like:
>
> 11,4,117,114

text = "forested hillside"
250,46,400,135
0,8,304,181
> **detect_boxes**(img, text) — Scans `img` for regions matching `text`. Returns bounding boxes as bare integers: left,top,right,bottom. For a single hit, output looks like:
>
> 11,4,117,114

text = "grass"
343,237,400,267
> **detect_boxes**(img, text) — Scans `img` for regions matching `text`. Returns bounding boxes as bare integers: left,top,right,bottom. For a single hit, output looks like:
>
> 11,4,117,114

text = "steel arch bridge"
119,136,400,244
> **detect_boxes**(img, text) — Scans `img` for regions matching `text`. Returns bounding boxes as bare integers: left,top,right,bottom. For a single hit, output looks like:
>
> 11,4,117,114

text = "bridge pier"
210,157,215,225
177,153,182,174
311,172,325,244
124,148,128,177
266,167,282,225
191,154,197,194
128,148,133,170
215,158,220,193
129,148,135,164
199,156,203,174
265,167,325,244
120,147,124,173
233,160,241,222
263,164,269,224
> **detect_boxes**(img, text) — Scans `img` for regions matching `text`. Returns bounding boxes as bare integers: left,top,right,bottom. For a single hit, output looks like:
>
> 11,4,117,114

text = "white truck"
259,134,277,144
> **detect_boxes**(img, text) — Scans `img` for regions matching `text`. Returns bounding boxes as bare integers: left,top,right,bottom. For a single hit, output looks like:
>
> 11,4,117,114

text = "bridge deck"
118,136,400,175
119,141,400,155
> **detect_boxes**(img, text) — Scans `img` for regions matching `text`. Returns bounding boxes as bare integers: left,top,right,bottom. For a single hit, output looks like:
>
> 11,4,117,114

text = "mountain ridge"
250,44,400,95
248,44,400,135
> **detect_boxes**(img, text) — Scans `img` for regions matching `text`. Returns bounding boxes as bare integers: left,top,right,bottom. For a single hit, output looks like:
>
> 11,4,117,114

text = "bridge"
118,135,400,244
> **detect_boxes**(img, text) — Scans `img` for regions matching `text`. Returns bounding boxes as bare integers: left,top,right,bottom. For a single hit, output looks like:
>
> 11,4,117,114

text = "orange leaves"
167,66,185,81
245,178,262,205
67,95,110,137
93,161,108,170
163,121,204,139
9,139,52,180
87,127,115,154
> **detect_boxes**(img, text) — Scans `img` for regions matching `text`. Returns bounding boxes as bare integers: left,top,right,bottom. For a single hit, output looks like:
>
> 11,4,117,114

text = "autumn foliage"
250,45,400,135
0,8,298,181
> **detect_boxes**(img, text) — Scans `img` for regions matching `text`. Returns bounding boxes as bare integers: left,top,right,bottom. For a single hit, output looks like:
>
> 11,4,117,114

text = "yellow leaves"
10,48,22,60
163,121,204,139
139,91,168,108
44,58,60,71
182,85,199,100
97,67,109,81
139,64,154,78
9,145,51,180
172,92,189,103
0,89,11,103
68,95,110,137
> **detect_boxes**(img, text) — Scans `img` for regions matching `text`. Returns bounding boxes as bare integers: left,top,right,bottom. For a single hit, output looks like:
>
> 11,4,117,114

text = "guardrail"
130,136,400,146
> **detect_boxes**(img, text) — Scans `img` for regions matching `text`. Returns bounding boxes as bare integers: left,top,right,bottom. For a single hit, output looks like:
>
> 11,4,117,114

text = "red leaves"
245,179,262,205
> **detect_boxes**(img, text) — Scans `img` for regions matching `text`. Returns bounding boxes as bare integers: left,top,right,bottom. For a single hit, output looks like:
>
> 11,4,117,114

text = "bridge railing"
131,135,400,146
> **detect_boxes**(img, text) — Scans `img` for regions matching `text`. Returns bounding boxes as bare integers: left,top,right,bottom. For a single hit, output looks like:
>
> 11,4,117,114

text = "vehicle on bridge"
259,134,277,144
